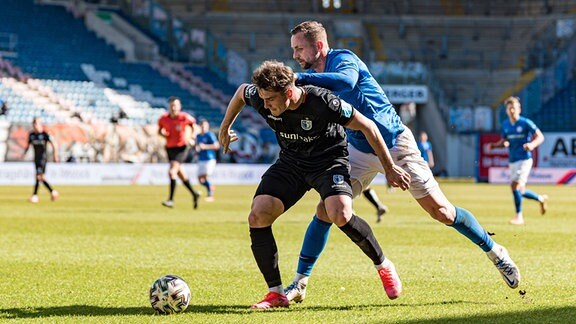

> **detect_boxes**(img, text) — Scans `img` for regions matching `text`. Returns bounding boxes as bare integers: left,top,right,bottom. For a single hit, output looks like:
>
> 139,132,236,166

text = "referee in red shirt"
158,96,200,209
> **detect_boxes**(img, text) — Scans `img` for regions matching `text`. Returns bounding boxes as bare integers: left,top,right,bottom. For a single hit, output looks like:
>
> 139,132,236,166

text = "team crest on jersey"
333,174,344,185
301,119,312,130
516,126,523,133
331,98,340,107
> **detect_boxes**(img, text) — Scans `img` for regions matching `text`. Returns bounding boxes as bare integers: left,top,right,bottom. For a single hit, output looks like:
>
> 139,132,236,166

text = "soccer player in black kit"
219,60,411,309
23,118,59,203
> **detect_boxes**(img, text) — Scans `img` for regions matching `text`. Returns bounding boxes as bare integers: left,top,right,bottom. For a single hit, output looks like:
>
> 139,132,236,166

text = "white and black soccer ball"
149,275,191,314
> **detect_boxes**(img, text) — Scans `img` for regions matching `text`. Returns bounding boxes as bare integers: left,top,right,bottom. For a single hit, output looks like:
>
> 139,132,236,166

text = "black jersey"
28,131,52,161
243,84,354,170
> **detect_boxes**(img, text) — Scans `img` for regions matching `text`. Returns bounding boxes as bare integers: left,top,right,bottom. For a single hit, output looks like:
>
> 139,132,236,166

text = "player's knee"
429,207,453,224
248,209,274,227
324,201,353,226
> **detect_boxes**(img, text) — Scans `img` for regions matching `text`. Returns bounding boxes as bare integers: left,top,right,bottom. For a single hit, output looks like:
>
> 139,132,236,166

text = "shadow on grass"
0,301,477,318
1,303,574,321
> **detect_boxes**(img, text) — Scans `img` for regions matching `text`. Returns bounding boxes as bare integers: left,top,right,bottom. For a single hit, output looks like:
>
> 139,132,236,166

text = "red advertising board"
477,133,538,182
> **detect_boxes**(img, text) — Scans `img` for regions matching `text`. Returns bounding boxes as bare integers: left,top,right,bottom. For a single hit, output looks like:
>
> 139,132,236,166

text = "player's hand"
523,142,533,151
219,129,238,154
385,164,411,191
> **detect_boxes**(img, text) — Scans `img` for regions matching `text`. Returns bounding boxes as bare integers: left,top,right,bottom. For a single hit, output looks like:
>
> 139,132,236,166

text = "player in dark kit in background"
218,60,411,309
23,118,59,203
158,96,200,209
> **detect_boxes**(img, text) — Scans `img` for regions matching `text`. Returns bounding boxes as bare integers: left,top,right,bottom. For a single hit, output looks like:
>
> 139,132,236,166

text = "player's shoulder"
158,112,170,121
243,84,258,99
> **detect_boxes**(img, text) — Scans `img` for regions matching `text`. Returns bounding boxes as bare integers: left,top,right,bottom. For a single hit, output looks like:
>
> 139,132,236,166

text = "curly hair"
251,60,294,93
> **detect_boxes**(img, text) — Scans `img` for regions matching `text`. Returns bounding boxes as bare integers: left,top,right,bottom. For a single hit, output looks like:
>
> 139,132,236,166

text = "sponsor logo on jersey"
278,132,318,142
301,119,312,130
267,115,282,121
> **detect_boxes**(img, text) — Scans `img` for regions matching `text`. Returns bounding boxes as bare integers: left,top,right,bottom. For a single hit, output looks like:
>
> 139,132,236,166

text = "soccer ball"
149,274,191,314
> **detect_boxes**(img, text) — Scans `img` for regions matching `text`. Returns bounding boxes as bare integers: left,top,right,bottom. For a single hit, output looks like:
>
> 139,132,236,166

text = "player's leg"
29,167,41,203
362,187,388,222
178,166,200,209
198,159,216,201
323,163,401,299
325,195,401,299
395,128,520,288
509,160,526,224
517,159,547,215
250,162,307,309
284,200,331,302
162,159,180,208
285,145,381,302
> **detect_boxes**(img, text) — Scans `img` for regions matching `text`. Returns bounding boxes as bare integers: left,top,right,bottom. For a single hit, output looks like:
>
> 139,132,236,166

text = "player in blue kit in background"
489,96,547,225
195,119,220,201
283,20,521,303
417,131,435,169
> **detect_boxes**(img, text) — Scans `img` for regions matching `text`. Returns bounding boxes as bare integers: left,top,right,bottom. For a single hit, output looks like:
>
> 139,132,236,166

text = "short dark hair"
251,60,294,93
290,20,327,43
504,96,521,107
168,96,180,104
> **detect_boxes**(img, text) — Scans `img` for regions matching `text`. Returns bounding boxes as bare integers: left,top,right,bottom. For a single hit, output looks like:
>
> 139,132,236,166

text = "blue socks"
512,190,523,213
522,189,539,201
201,179,213,196
449,207,494,252
297,216,332,276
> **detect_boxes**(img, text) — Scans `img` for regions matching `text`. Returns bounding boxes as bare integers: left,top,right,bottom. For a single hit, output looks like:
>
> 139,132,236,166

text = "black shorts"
34,159,47,174
166,146,189,163
254,157,352,212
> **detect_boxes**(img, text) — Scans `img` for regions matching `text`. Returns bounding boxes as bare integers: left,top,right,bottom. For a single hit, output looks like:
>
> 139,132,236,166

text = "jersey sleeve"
525,118,539,135
243,84,263,108
296,52,359,92
185,113,196,126
207,132,217,144
324,92,354,126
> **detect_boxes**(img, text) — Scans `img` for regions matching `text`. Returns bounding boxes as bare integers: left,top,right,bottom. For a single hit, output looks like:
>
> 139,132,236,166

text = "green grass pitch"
0,182,574,323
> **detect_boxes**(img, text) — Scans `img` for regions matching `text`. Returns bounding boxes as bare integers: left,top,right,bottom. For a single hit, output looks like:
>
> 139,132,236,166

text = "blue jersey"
417,140,432,162
296,48,405,152
196,132,218,161
501,116,539,163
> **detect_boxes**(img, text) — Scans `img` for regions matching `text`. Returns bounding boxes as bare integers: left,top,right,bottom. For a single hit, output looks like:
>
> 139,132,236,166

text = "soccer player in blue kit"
489,96,547,225
218,60,411,309
283,21,521,303
195,119,220,201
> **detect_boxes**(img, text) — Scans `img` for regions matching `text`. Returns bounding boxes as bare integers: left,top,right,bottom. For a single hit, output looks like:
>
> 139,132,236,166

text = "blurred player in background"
489,96,547,225
362,187,388,222
195,119,220,201
158,96,200,209
219,60,410,309
284,20,521,303
23,117,59,203
417,131,435,169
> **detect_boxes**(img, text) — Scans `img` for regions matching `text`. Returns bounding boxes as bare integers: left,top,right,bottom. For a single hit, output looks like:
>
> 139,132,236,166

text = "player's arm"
22,137,30,159
48,139,59,163
524,129,544,151
218,84,247,153
345,110,411,190
489,138,509,149
296,57,358,92
427,148,435,168
157,118,168,138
